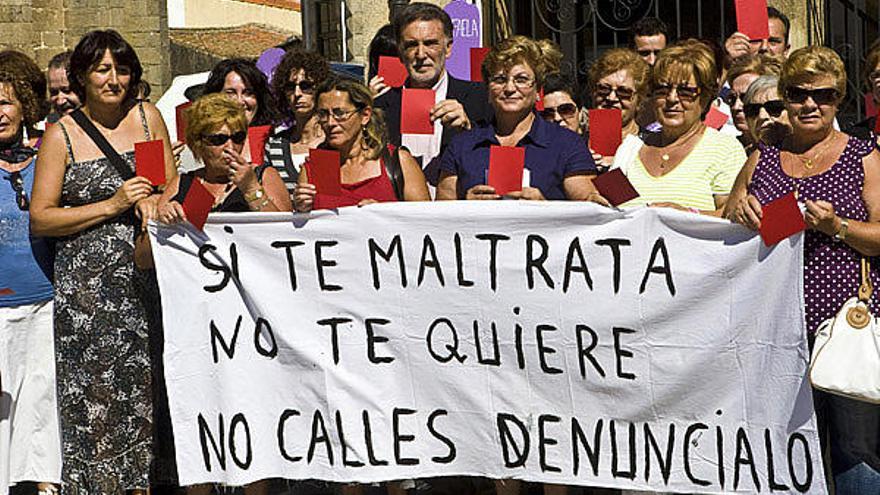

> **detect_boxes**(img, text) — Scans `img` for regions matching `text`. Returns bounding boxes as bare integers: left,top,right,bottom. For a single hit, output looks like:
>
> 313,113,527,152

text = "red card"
588,108,623,157
0,287,14,296
703,105,730,130
592,168,640,207
470,47,490,82
759,192,805,246
535,87,545,112
248,125,272,166
378,56,408,88
488,145,525,195
735,0,770,41
135,140,166,186
175,102,192,143
181,178,215,231
308,148,342,197
400,88,435,134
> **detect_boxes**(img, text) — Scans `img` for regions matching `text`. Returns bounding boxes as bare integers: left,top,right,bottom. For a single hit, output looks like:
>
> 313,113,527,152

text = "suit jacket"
375,74,492,156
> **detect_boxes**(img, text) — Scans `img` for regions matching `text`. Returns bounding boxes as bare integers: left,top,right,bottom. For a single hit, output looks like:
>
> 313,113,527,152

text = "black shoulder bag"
383,144,405,201
70,109,134,181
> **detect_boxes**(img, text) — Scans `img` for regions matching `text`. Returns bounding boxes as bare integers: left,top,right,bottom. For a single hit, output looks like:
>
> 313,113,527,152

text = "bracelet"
244,187,266,203
834,217,850,241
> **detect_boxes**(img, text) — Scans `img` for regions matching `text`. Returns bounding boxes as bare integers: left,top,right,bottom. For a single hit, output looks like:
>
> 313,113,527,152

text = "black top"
173,166,266,212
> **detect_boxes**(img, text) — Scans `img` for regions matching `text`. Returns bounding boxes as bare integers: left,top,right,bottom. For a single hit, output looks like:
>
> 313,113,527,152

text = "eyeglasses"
594,83,636,102
637,49,661,59
743,100,786,119
870,71,880,81
5,171,28,211
487,74,536,89
316,107,360,123
540,103,578,120
784,87,839,106
202,131,247,146
284,80,315,94
653,83,701,102
721,90,743,107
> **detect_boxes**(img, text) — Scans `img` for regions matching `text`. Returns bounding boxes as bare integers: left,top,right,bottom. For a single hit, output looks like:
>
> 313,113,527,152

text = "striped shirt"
264,134,306,202
618,127,747,210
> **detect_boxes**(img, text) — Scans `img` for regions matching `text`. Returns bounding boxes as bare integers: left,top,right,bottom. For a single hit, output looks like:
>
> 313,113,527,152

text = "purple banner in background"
444,0,481,81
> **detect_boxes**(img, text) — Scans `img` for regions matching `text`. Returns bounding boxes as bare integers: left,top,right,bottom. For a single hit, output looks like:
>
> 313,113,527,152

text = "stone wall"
0,0,171,98
345,0,445,69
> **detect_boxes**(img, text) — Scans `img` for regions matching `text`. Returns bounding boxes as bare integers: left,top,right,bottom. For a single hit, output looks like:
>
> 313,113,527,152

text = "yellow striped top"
619,128,747,210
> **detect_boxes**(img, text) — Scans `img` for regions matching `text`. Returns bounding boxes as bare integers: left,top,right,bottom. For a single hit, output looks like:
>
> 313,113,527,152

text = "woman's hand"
225,149,258,193
465,185,500,200
357,198,379,207
505,187,545,201
294,183,317,212
805,200,840,236
134,194,160,231
649,201,691,212
369,75,391,99
585,191,612,207
158,200,187,224
728,194,763,230
589,148,612,173
171,140,186,168
111,176,153,215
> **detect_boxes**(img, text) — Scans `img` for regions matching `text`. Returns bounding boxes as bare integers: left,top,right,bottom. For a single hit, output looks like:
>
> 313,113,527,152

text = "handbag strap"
859,257,873,303
70,109,135,181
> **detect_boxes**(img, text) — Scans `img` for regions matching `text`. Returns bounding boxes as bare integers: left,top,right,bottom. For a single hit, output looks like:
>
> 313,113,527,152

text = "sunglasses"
743,100,786,119
540,103,578,120
652,83,701,102
202,131,247,146
784,87,839,105
284,80,315,94
5,171,28,211
721,90,742,107
594,83,635,102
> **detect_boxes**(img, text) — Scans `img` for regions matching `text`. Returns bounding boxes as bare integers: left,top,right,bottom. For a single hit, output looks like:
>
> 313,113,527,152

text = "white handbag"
809,258,880,403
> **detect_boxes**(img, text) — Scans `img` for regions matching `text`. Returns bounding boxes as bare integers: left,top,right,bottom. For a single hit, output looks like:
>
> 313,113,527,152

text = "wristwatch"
834,217,849,241
244,187,265,202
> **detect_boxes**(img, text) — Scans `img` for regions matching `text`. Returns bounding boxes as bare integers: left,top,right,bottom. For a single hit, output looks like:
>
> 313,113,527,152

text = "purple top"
748,137,878,333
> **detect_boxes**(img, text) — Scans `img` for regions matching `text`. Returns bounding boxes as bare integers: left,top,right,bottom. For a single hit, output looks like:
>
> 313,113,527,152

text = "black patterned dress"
55,104,174,493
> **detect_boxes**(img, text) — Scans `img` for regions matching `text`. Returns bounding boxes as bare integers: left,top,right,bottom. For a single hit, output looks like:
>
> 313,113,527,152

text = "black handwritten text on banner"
149,202,825,493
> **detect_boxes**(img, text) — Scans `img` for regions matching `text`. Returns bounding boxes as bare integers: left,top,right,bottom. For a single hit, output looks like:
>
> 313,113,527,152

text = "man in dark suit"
374,2,491,190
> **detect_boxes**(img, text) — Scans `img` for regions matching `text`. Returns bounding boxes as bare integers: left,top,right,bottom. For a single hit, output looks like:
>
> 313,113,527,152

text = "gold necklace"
793,134,836,170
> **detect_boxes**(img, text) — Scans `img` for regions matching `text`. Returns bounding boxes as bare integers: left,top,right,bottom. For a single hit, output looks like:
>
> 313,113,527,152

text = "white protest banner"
149,202,826,493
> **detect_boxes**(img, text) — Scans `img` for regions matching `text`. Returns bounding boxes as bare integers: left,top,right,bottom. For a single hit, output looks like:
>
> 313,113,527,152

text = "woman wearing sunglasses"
726,46,880,495
741,75,790,147
608,40,747,214
158,93,291,224
0,70,61,495
586,48,649,169
266,49,331,201
723,54,783,153
539,72,585,135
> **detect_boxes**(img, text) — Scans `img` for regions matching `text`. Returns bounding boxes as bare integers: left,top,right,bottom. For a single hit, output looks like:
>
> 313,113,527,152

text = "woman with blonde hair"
437,35,600,202
726,46,880,494
609,40,747,214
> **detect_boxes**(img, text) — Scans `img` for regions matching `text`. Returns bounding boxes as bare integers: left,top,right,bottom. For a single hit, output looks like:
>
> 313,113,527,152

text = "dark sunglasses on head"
284,80,315,94
540,103,578,120
203,131,247,146
5,171,29,211
784,87,839,105
743,100,786,119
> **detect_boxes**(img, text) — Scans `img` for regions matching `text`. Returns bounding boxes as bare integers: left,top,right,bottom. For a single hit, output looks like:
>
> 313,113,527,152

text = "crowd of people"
1,1,879,494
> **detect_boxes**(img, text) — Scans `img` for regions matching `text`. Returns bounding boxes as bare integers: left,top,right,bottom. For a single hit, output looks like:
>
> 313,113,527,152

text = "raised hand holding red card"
134,140,166,186
735,0,770,41
588,108,623,157
759,192,805,246
248,125,272,166
488,145,525,196
592,168,639,207
308,148,343,197
400,88,435,134
181,178,215,231
378,56,408,88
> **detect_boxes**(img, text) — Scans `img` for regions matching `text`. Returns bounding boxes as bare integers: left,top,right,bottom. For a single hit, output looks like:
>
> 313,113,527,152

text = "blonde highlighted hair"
779,46,846,101
185,93,248,162
588,48,650,97
482,35,551,87
651,39,719,111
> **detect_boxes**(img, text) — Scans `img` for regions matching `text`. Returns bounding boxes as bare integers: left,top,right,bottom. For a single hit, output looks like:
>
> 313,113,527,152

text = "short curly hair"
0,70,40,129
779,46,847,102
482,35,551,87
652,39,719,112
588,48,650,97
0,50,48,123
185,93,248,163
271,49,331,122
